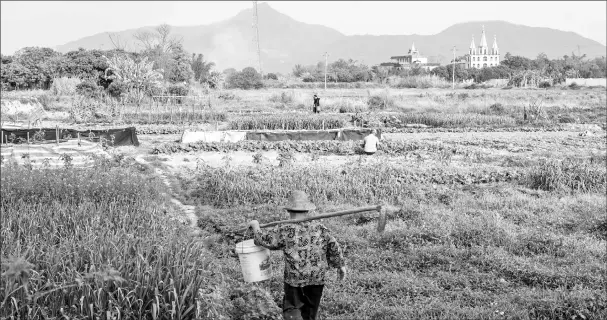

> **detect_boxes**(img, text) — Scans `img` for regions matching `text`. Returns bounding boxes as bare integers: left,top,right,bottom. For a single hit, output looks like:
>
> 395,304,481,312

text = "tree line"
2,25,605,92
429,52,606,85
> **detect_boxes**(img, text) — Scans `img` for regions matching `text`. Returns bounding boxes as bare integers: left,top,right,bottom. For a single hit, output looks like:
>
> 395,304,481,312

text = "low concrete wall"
565,78,606,87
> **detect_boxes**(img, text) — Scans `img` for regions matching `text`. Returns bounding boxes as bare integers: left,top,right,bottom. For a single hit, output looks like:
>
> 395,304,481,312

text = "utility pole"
452,46,456,90
323,52,329,90
252,1,262,77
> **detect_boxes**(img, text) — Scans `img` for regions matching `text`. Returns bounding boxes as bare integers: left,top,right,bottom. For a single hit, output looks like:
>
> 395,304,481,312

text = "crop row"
228,113,350,130
175,163,525,208
151,140,461,155
376,113,517,127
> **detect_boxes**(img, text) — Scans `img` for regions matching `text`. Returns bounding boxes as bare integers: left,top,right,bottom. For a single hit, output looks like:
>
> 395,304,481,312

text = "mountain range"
55,2,607,74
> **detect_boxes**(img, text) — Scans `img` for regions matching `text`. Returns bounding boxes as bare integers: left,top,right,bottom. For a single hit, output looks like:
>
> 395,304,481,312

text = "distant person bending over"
248,190,347,320
313,94,320,114
363,129,380,155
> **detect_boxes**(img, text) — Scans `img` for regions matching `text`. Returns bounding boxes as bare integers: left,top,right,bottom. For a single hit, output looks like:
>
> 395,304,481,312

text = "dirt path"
134,155,201,235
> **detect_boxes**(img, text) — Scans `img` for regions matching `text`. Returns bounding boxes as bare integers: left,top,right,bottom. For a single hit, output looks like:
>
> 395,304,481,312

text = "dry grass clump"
529,158,607,193
390,75,453,89
50,77,82,96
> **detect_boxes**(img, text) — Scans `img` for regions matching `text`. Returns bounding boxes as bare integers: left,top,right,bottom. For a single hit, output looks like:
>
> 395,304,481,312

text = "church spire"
408,42,418,55
492,34,499,55
478,25,488,55
469,35,476,55
479,25,488,48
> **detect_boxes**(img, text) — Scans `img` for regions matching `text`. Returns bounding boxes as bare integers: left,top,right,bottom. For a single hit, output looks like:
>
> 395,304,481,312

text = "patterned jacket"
253,221,345,287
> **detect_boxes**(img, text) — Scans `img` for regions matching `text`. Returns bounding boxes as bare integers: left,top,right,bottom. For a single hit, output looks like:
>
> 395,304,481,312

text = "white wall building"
467,26,500,69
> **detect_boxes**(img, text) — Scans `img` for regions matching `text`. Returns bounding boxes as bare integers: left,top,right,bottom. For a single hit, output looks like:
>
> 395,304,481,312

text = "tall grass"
529,159,607,193
390,75,453,89
0,163,224,318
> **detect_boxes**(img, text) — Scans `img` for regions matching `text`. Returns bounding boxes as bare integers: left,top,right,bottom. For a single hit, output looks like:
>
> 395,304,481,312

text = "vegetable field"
2,86,606,319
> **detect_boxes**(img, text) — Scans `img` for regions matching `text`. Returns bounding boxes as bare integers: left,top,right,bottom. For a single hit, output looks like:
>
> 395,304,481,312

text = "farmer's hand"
248,220,260,233
338,266,347,281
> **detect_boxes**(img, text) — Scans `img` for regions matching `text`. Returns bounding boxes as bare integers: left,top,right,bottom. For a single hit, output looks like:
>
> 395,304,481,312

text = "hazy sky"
1,1,605,55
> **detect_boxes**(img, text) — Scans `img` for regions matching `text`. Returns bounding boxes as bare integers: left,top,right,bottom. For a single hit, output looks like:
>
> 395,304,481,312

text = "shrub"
167,84,189,97
268,92,294,104
76,81,101,98
568,82,581,90
539,81,552,88
367,94,394,110
458,93,469,100
265,73,278,80
50,77,81,96
107,81,128,98
226,67,263,90
488,103,506,114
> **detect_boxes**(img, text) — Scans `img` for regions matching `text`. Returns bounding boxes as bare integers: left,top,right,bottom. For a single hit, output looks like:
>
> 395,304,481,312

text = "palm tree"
191,54,215,83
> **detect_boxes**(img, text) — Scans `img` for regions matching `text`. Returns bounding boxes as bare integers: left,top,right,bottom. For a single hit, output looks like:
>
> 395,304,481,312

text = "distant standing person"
363,129,380,155
313,94,320,113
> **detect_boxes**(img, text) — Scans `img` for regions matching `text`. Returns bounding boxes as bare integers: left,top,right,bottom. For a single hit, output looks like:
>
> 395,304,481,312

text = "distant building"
380,43,440,71
467,25,500,69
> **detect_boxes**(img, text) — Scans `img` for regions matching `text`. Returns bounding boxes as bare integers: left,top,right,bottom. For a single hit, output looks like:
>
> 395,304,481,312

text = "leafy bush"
568,82,581,90
226,67,263,90
107,80,128,98
539,81,552,88
265,73,278,80
76,81,101,97
167,84,189,96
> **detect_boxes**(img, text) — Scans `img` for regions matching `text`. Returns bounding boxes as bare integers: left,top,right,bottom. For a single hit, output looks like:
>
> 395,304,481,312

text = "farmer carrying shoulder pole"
248,190,347,320
312,94,320,114
363,129,380,155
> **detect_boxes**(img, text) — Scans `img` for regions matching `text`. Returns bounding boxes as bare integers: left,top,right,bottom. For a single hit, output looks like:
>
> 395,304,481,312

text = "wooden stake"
56,126,59,145
27,132,30,144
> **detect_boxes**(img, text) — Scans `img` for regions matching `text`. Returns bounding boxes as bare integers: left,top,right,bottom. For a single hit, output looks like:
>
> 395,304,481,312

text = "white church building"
467,26,500,69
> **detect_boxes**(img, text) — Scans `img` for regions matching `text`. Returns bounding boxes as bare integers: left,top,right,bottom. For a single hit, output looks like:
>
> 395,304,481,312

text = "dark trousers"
283,282,324,320
313,105,319,113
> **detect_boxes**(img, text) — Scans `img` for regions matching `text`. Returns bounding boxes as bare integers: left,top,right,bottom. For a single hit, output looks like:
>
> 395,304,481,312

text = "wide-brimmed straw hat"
284,190,316,211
